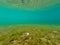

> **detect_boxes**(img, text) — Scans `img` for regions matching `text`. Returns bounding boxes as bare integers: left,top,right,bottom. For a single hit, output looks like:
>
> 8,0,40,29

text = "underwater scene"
0,0,60,45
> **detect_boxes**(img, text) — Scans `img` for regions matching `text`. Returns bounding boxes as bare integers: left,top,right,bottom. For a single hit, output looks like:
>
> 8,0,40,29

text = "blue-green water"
0,4,60,26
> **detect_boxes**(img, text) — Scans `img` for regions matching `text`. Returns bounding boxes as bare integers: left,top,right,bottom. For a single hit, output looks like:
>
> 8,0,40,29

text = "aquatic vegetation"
0,25,60,45
0,0,60,10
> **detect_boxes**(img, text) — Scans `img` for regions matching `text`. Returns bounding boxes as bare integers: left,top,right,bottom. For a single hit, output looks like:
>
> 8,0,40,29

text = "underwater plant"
0,25,60,45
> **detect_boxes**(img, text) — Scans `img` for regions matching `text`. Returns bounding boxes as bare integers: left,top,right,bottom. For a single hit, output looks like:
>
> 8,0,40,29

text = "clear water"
0,4,60,26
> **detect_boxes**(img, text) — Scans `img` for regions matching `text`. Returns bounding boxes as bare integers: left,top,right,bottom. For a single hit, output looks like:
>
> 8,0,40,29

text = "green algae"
0,0,60,10
0,25,60,45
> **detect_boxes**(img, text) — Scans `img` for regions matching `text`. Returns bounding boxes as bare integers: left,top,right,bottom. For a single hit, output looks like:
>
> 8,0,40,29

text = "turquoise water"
0,4,60,26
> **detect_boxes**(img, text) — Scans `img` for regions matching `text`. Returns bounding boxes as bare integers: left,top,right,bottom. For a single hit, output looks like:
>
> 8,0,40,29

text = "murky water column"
0,0,60,10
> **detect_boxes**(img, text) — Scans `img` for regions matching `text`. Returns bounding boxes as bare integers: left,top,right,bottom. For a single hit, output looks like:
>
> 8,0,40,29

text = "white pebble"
25,33,29,36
